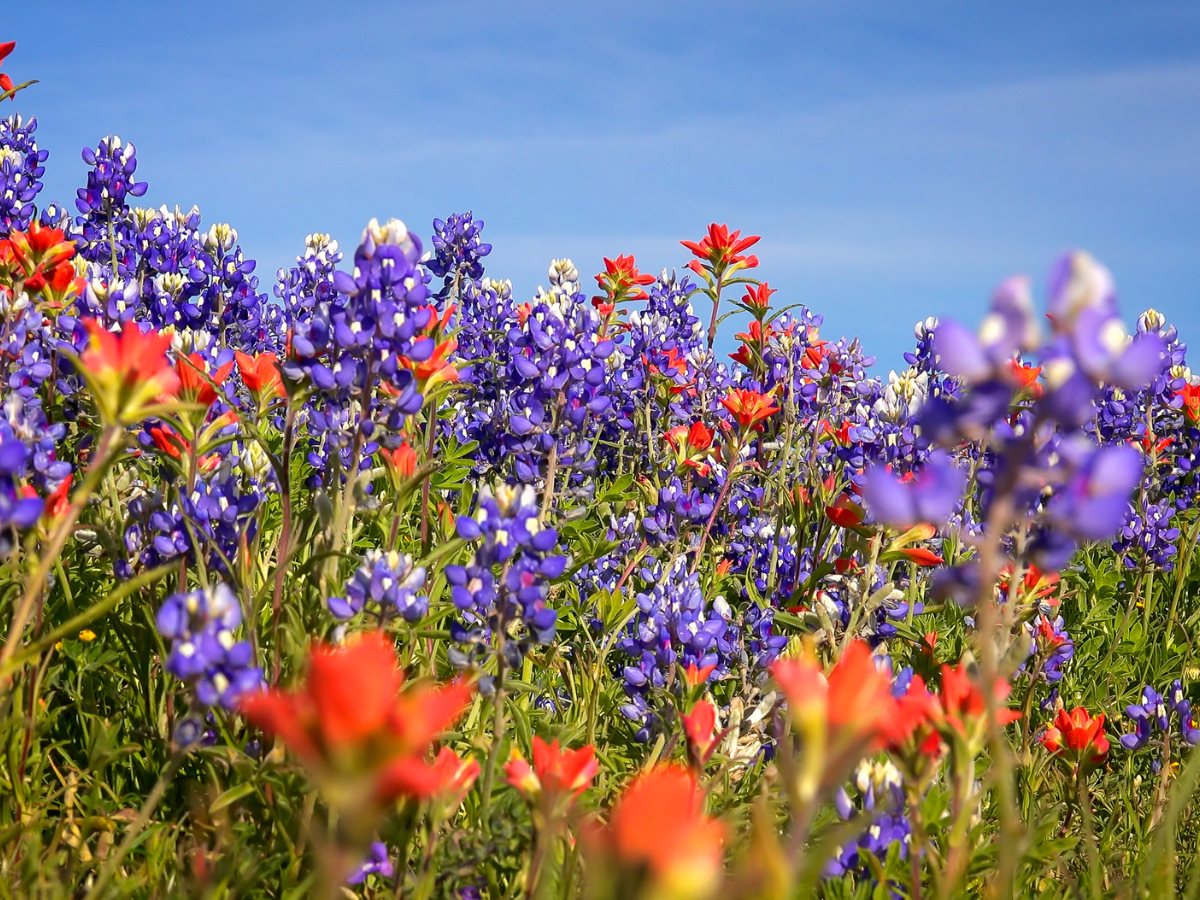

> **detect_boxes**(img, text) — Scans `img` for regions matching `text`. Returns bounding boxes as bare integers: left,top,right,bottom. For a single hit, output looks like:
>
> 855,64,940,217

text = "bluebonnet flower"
445,484,566,672
1115,495,1180,570
155,583,263,710
117,466,260,579
501,259,618,486
75,135,148,218
285,220,433,485
862,450,965,530
1120,682,1200,772
0,114,49,234
429,211,491,292
347,842,395,885
328,549,428,622
450,276,515,476
275,232,342,320
616,558,738,741
827,759,911,879
0,427,43,555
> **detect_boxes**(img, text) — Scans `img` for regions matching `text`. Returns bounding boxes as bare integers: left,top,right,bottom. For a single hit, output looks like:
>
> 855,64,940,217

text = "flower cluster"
155,584,262,716
328,549,428,623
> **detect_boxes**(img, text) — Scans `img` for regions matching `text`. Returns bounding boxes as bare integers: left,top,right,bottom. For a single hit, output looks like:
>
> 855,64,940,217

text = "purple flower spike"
1047,250,1116,330
1044,442,1143,544
862,450,965,529
347,842,395,885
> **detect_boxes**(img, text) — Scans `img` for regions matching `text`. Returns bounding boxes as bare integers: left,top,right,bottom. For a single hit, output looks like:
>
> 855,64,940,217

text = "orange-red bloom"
1,223,82,299
680,699,719,764
935,663,1021,737
234,351,285,399
240,632,473,804
0,41,15,98
740,282,776,312
594,254,655,309
177,353,233,406
380,442,417,479
897,547,944,567
772,640,912,750
1006,359,1043,396
720,387,779,432
79,320,180,425
998,563,1060,605
685,663,717,688
423,746,481,809
505,736,599,807
681,223,760,274
1041,707,1109,772
825,495,864,529
149,424,190,459
601,765,725,897
1179,383,1200,425
664,421,716,476
397,335,460,393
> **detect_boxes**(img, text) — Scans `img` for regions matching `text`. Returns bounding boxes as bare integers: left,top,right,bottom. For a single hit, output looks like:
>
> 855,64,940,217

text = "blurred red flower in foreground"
241,632,473,804
773,640,916,750
589,764,725,899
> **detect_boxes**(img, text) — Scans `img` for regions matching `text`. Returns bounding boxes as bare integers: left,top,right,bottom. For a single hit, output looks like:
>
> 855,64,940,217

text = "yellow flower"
78,629,97,642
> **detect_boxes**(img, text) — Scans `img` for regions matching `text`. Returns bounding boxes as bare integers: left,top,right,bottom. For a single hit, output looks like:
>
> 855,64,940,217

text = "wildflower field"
4,40,1200,900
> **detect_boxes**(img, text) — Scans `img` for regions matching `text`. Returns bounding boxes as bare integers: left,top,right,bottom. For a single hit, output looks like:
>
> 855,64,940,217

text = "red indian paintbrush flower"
663,421,716,476
685,663,717,688
149,424,189,460
772,641,915,754
380,442,417,480
681,223,760,274
505,735,599,807
177,353,233,406
897,547,944,566
593,254,655,311
1178,383,1200,425
421,746,480,809
740,282,776,313
824,495,864,529
2,224,82,300
929,662,1021,754
593,764,725,899
0,41,16,98
240,632,474,806
720,387,779,432
79,319,181,425
1041,707,1109,773
235,351,285,399
680,699,719,766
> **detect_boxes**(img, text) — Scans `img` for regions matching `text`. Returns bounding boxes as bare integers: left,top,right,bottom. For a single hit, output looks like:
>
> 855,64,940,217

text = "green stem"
83,751,186,900
0,427,123,687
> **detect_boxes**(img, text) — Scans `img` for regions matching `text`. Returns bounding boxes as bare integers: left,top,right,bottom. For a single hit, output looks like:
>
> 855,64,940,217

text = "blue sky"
7,1,1200,371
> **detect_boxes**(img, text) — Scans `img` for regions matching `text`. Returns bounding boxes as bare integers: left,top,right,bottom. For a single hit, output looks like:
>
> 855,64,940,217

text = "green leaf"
209,782,257,814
